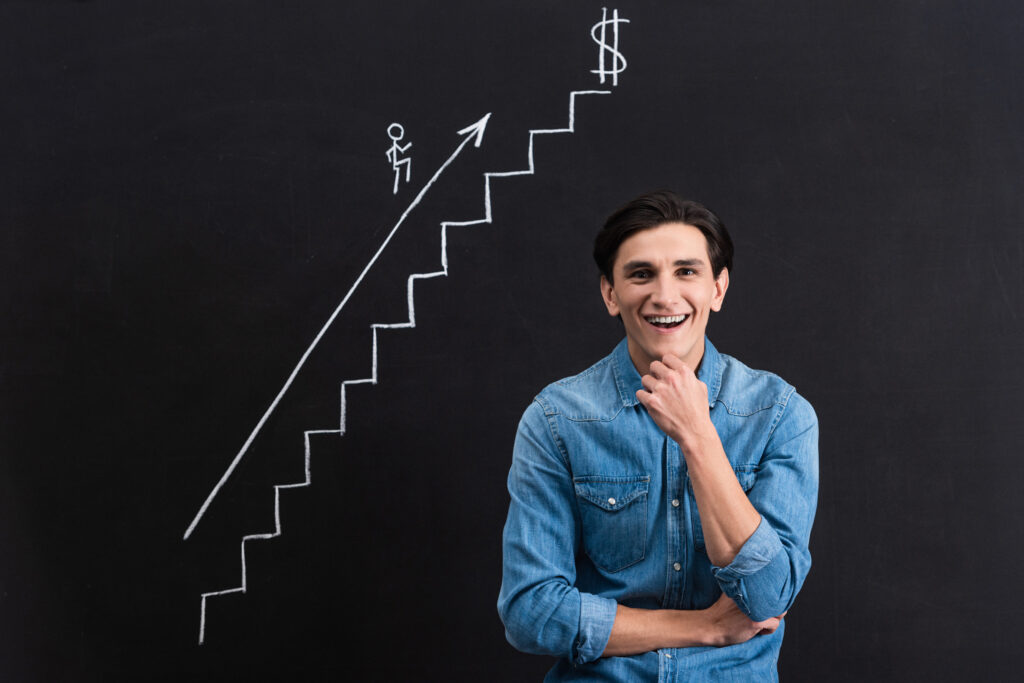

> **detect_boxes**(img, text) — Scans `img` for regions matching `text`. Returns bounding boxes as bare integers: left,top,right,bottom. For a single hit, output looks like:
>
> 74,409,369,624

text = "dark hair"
593,191,734,281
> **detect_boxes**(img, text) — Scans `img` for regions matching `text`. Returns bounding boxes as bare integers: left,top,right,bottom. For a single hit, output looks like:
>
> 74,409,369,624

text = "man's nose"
650,275,678,306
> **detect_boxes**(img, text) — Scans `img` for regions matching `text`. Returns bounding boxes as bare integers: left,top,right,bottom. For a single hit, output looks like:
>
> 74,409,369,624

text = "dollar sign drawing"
591,7,629,87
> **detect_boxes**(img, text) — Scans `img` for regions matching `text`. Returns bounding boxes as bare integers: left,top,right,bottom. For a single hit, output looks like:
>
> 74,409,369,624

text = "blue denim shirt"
498,337,818,681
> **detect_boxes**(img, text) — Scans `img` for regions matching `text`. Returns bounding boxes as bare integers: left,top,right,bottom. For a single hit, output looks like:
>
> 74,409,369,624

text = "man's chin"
654,339,698,364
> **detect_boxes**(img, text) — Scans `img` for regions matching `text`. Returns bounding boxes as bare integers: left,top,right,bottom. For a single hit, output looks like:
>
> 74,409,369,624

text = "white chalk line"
195,91,609,645
184,114,490,543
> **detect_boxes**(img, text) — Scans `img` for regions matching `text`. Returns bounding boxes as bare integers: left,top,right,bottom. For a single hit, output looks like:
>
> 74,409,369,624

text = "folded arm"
707,394,818,621
638,356,818,621
498,399,797,663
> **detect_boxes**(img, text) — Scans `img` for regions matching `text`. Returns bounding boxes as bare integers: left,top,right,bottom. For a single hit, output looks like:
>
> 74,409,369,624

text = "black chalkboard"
3,1,1022,680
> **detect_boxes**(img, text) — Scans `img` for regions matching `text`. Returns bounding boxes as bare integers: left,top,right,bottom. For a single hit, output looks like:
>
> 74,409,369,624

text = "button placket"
663,436,688,608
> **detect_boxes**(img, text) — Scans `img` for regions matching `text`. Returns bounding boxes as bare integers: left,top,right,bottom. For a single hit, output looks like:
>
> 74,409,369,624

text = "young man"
498,191,818,681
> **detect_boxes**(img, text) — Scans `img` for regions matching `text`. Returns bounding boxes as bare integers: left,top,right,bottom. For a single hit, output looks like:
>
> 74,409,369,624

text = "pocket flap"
574,475,650,511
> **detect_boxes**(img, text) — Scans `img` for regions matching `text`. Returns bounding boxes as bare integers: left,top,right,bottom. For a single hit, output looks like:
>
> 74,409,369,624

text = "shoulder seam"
553,353,613,387
765,384,797,442
542,407,571,471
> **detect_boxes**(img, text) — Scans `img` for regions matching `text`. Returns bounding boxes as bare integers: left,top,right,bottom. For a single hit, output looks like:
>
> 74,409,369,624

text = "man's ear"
600,275,620,317
710,267,730,312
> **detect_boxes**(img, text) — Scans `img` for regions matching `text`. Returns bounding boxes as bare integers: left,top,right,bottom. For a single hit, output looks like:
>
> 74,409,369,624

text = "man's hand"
636,354,715,448
638,354,761,567
601,596,785,657
703,593,785,647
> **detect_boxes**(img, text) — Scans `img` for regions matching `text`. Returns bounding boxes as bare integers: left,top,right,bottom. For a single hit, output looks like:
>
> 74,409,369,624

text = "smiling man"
498,191,819,681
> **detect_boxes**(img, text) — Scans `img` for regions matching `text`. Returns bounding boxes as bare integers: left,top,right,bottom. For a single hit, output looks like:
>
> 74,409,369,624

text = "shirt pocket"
573,474,650,573
689,466,758,551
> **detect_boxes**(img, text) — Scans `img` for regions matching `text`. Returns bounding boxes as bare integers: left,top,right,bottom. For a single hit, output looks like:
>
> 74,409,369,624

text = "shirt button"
608,497,616,505
671,499,680,507
673,562,681,571
665,653,673,659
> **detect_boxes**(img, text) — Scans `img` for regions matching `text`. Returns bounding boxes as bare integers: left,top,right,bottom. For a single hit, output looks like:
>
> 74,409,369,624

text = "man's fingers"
640,374,658,392
661,354,689,373
648,360,668,378
755,616,781,635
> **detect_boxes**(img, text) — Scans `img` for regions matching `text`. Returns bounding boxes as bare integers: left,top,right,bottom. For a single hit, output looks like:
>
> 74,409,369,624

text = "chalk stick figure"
385,123,412,194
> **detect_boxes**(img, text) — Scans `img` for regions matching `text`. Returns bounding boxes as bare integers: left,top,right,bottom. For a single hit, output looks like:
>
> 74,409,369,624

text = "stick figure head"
387,123,405,141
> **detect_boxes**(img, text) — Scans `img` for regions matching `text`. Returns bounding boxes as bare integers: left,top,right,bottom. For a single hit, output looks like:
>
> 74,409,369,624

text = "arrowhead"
457,113,491,148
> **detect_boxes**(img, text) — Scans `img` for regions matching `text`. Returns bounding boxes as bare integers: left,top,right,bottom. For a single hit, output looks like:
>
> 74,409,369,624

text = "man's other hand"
703,593,785,647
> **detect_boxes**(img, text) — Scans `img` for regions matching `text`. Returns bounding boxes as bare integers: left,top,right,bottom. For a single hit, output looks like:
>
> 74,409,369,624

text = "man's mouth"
644,314,690,329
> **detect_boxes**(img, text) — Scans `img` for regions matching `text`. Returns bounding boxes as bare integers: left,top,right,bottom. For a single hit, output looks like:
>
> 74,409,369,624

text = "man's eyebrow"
619,258,706,271
620,260,653,271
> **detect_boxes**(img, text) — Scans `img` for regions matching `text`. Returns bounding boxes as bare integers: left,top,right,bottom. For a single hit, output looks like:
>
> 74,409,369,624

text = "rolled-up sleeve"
497,400,618,665
712,391,819,622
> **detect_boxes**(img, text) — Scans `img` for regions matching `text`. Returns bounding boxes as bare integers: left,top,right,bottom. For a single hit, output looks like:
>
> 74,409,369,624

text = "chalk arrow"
458,112,490,148
192,92,611,646
183,114,493,541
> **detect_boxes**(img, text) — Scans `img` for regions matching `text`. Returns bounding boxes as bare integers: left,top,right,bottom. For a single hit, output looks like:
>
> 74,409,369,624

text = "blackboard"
3,1,1022,680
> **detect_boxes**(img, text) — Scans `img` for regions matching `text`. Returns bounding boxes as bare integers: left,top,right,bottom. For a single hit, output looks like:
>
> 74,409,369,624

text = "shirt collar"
698,337,723,408
612,336,723,409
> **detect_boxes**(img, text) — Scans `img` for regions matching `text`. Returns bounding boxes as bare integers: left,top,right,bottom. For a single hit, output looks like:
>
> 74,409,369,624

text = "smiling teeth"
647,314,689,323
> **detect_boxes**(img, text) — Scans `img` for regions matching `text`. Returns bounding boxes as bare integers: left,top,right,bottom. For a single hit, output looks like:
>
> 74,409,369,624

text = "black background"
3,1,1022,680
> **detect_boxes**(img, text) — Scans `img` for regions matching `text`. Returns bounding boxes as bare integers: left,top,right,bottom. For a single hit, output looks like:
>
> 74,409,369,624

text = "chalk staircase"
195,89,611,644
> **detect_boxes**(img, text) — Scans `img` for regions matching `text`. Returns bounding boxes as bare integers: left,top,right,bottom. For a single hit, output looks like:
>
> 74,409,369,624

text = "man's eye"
630,270,651,279
678,268,695,277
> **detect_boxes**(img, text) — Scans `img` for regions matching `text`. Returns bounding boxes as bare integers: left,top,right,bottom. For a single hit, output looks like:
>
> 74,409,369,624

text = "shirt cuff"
711,515,783,584
573,593,618,665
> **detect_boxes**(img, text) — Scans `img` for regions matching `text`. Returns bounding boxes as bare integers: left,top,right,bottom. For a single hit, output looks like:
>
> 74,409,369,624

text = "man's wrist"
675,423,720,461
694,605,724,647
667,606,718,649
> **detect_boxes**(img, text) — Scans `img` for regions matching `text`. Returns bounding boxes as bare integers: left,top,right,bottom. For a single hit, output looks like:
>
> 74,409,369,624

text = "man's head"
594,191,733,373
594,191,733,283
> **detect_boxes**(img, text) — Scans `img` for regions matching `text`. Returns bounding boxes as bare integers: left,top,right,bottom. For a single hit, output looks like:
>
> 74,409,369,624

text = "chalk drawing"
591,7,629,87
385,122,412,194
184,113,490,544
191,91,610,644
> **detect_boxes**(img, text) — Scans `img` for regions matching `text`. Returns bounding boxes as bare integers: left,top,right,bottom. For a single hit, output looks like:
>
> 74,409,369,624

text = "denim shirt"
498,337,818,682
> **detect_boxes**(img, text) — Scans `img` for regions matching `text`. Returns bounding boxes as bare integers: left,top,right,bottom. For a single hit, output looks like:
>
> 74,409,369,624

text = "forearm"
682,431,761,567
602,604,711,656
702,394,818,621
640,361,818,622
602,592,786,657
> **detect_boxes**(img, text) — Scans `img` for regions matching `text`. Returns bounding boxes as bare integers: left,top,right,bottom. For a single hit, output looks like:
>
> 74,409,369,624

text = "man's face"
600,222,729,374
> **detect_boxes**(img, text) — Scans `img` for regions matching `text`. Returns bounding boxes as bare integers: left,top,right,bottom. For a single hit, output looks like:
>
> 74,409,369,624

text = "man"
498,191,818,681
